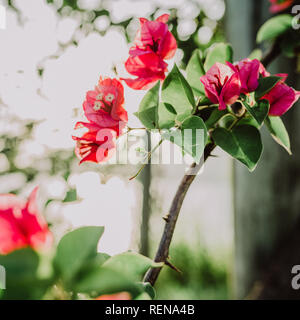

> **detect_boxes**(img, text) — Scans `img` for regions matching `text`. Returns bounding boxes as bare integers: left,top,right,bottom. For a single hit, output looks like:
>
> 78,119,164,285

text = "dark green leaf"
186,49,205,96
103,252,162,282
244,99,269,125
205,108,227,129
257,14,293,43
75,266,139,297
255,76,282,100
204,43,233,71
55,226,104,283
135,82,160,129
0,249,50,299
265,116,291,154
175,111,193,126
162,64,195,114
161,116,208,163
158,102,177,129
212,125,263,171
137,282,156,300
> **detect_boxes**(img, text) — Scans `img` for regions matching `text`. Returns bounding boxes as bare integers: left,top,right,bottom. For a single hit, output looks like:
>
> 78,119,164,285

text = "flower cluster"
200,59,300,116
0,188,52,255
73,77,128,164
122,14,177,90
269,0,294,13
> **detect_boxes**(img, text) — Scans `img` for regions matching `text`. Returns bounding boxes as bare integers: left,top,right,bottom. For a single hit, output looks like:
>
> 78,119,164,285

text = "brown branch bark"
144,39,282,287
144,142,215,285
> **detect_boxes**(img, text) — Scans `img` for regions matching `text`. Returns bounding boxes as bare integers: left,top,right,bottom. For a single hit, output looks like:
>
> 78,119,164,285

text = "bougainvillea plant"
1,5,299,300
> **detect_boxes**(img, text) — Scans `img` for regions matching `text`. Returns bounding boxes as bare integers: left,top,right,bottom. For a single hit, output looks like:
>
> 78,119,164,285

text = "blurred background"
0,0,299,299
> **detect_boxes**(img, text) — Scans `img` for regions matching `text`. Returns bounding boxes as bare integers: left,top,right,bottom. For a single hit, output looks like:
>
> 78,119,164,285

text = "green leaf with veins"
162,64,195,114
254,76,282,100
265,116,291,154
204,43,233,71
134,82,160,129
244,99,269,126
186,49,205,96
212,125,263,171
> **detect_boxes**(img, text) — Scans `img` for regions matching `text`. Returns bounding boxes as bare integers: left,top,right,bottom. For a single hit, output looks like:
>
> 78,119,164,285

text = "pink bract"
269,0,294,13
200,62,241,110
227,59,260,94
122,14,177,90
0,188,53,255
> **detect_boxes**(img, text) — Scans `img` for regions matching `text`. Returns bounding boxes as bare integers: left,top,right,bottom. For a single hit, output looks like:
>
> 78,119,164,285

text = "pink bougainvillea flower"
0,187,53,255
200,62,241,110
227,59,260,94
73,76,128,165
85,77,128,124
122,14,177,90
269,0,294,13
72,125,117,164
95,292,131,300
261,79,300,116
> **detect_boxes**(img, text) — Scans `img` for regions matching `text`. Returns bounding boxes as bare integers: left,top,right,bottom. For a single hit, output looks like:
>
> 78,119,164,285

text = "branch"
144,39,282,287
144,142,215,285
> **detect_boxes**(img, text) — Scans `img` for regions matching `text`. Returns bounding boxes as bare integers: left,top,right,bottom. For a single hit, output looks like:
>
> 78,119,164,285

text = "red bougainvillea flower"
227,59,260,94
0,187,53,255
73,77,128,164
72,124,117,164
85,77,128,125
261,78,300,116
200,62,241,110
269,0,294,13
122,14,177,90
96,292,131,300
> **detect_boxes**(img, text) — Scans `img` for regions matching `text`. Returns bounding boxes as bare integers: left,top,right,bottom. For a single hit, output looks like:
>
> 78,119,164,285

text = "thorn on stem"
163,215,169,222
165,259,182,274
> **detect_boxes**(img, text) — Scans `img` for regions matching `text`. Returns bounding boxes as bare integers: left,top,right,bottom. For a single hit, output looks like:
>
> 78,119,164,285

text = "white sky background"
0,0,231,256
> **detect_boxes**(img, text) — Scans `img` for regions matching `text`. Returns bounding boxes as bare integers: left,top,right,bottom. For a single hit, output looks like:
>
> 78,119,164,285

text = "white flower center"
96,93,103,100
93,101,102,111
105,93,115,102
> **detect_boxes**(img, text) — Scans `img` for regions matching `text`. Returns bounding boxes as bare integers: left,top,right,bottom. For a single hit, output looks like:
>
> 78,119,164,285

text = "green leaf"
134,292,152,300
137,282,156,300
257,14,293,43
255,76,282,100
103,252,162,282
135,82,160,129
244,99,269,125
204,43,233,71
265,116,291,154
75,266,139,297
161,116,208,163
212,125,263,171
55,226,104,283
0,249,50,299
186,49,205,96
205,108,227,129
162,64,195,114
158,102,177,129
175,111,193,126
